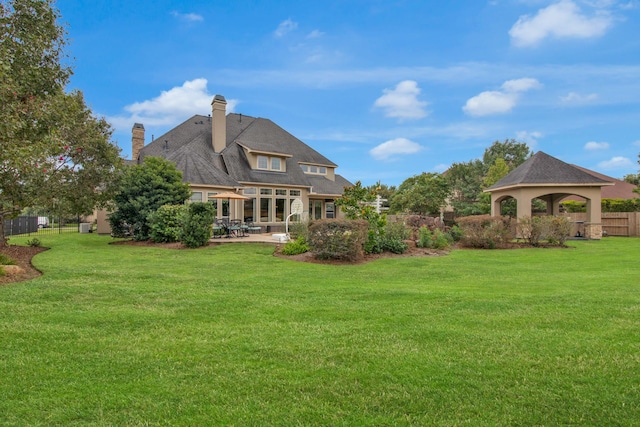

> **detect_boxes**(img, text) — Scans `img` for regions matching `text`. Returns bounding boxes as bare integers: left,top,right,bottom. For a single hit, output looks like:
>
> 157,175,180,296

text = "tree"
335,181,386,254
391,172,451,215
447,139,532,217
0,0,122,246
108,157,192,241
482,139,532,173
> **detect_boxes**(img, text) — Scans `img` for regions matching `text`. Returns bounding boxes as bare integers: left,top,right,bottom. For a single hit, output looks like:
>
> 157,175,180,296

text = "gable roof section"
138,115,240,188
487,151,612,191
227,114,337,167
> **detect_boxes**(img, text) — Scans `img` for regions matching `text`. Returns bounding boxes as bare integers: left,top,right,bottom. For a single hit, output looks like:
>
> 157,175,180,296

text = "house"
561,165,638,202
131,95,352,230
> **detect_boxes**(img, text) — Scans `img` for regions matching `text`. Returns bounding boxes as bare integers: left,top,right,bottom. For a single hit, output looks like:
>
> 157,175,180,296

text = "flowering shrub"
457,215,513,249
308,219,368,261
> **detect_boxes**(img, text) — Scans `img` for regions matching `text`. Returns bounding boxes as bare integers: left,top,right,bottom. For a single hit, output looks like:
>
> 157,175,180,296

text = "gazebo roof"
486,151,613,191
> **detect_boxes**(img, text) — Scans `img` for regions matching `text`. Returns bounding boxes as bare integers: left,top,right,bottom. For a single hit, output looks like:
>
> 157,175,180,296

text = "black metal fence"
3,215,84,238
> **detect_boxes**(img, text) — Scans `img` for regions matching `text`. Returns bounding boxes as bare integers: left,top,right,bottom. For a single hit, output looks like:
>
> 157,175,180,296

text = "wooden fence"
561,212,640,237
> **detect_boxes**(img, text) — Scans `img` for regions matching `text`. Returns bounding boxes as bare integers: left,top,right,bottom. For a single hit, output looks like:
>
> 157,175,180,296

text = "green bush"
432,229,452,250
457,215,513,249
281,237,310,255
547,216,572,245
417,226,433,248
288,221,309,242
601,198,640,212
380,236,408,254
25,238,42,247
417,227,451,250
179,202,215,248
0,253,16,265
309,219,368,262
561,200,586,213
448,224,463,242
149,204,187,243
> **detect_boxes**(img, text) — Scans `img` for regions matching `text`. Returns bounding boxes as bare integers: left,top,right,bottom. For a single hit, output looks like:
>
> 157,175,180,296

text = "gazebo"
484,151,614,239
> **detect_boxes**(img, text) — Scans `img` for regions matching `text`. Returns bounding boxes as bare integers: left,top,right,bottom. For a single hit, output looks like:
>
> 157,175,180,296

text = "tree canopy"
1,0,122,246
391,172,451,215
108,157,192,241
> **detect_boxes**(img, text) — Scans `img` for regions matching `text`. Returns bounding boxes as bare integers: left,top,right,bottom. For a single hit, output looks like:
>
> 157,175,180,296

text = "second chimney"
211,95,227,153
132,123,145,162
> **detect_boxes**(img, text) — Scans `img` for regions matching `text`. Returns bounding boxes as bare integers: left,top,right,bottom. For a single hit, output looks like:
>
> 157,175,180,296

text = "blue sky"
57,0,640,186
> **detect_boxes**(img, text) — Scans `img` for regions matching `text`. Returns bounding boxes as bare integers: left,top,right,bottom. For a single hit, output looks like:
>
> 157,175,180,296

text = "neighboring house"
131,95,352,230
561,165,638,202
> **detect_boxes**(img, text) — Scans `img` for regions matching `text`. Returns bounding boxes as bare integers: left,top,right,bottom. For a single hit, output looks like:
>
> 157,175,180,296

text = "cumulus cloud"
171,11,204,22
516,130,543,148
560,91,599,104
307,29,325,38
584,141,610,150
509,0,613,47
463,78,541,117
274,19,298,37
598,156,634,169
370,138,423,161
374,80,429,121
108,78,238,129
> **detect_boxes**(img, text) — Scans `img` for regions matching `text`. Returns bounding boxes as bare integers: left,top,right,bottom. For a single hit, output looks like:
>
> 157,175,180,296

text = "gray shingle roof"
137,112,349,195
487,151,612,190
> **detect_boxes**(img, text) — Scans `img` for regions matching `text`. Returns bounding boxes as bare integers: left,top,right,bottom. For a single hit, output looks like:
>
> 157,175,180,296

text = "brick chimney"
211,95,227,153
132,123,145,162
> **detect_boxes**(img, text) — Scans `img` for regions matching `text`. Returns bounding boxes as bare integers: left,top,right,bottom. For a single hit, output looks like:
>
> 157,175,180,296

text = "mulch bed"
0,245,48,285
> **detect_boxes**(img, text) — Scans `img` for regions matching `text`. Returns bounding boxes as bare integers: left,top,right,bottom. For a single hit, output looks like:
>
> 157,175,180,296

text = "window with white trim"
257,155,284,171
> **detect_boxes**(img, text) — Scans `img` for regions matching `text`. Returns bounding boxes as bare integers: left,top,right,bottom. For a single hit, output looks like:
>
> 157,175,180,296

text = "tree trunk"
0,215,7,248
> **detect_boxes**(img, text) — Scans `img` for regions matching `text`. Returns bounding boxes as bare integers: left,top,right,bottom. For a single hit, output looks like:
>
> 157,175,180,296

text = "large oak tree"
1,0,122,246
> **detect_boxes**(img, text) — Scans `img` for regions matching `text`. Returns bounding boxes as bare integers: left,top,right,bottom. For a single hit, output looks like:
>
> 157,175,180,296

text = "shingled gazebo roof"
486,151,612,191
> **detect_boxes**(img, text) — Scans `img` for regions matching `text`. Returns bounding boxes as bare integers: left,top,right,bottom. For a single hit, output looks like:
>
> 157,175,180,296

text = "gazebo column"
490,194,502,216
517,194,532,219
585,197,603,239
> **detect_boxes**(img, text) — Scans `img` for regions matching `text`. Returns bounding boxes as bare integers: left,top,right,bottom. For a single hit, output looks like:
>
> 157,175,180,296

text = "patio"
209,232,284,244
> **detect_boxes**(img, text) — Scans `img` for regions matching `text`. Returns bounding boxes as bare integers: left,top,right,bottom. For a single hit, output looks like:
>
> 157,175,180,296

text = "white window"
301,164,328,175
319,167,327,174
257,156,268,169
271,157,281,171
243,187,257,195
289,190,301,196
276,189,287,196
190,192,203,202
300,164,309,172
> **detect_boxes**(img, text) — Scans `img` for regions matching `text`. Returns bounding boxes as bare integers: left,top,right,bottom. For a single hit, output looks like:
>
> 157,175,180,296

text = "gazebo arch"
484,152,613,239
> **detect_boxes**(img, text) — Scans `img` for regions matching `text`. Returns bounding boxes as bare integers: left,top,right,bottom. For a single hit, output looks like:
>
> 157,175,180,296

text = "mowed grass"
1,234,639,426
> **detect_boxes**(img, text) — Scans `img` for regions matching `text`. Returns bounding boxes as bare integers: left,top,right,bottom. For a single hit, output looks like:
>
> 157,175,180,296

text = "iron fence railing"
3,215,82,238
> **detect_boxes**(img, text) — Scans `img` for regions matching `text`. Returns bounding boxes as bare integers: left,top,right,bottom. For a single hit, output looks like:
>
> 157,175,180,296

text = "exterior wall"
96,208,112,235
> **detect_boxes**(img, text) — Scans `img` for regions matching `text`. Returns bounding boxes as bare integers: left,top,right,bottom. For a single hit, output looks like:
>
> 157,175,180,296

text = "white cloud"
108,78,238,129
307,29,325,38
370,138,423,160
516,130,543,149
509,0,613,47
463,78,541,117
598,156,634,169
433,163,449,173
560,91,599,104
463,91,517,116
274,19,298,37
171,11,204,22
633,140,640,146
501,77,543,92
585,141,610,150
374,80,429,121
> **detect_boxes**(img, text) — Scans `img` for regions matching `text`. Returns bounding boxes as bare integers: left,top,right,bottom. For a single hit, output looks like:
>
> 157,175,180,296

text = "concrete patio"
209,232,286,244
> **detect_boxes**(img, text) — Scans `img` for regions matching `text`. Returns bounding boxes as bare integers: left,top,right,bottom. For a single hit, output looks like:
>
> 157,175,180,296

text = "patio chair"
245,221,262,234
212,219,226,238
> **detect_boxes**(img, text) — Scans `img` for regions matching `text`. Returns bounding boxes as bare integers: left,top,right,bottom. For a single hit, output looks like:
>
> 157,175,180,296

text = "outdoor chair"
212,219,226,238
245,221,262,234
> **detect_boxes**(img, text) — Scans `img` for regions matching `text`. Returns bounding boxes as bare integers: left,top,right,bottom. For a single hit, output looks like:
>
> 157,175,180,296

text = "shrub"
25,238,42,247
149,204,187,243
432,229,452,250
517,215,547,246
281,237,310,256
0,253,16,265
448,224,463,242
548,216,572,245
380,236,408,254
417,226,433,248
457,215,513,249
308,219,368,262
179,202,215,248
288,221,309,242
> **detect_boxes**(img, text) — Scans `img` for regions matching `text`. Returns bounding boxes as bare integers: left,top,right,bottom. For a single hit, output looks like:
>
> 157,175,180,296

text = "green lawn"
1,234,639,426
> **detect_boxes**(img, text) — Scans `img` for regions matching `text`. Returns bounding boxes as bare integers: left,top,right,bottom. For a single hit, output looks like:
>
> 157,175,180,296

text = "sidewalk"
209,233,286,244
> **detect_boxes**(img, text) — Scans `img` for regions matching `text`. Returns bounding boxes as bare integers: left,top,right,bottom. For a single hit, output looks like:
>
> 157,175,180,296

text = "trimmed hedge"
180,202,215,248
308,219,368,262
148,204,187,243
456,215,513,249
